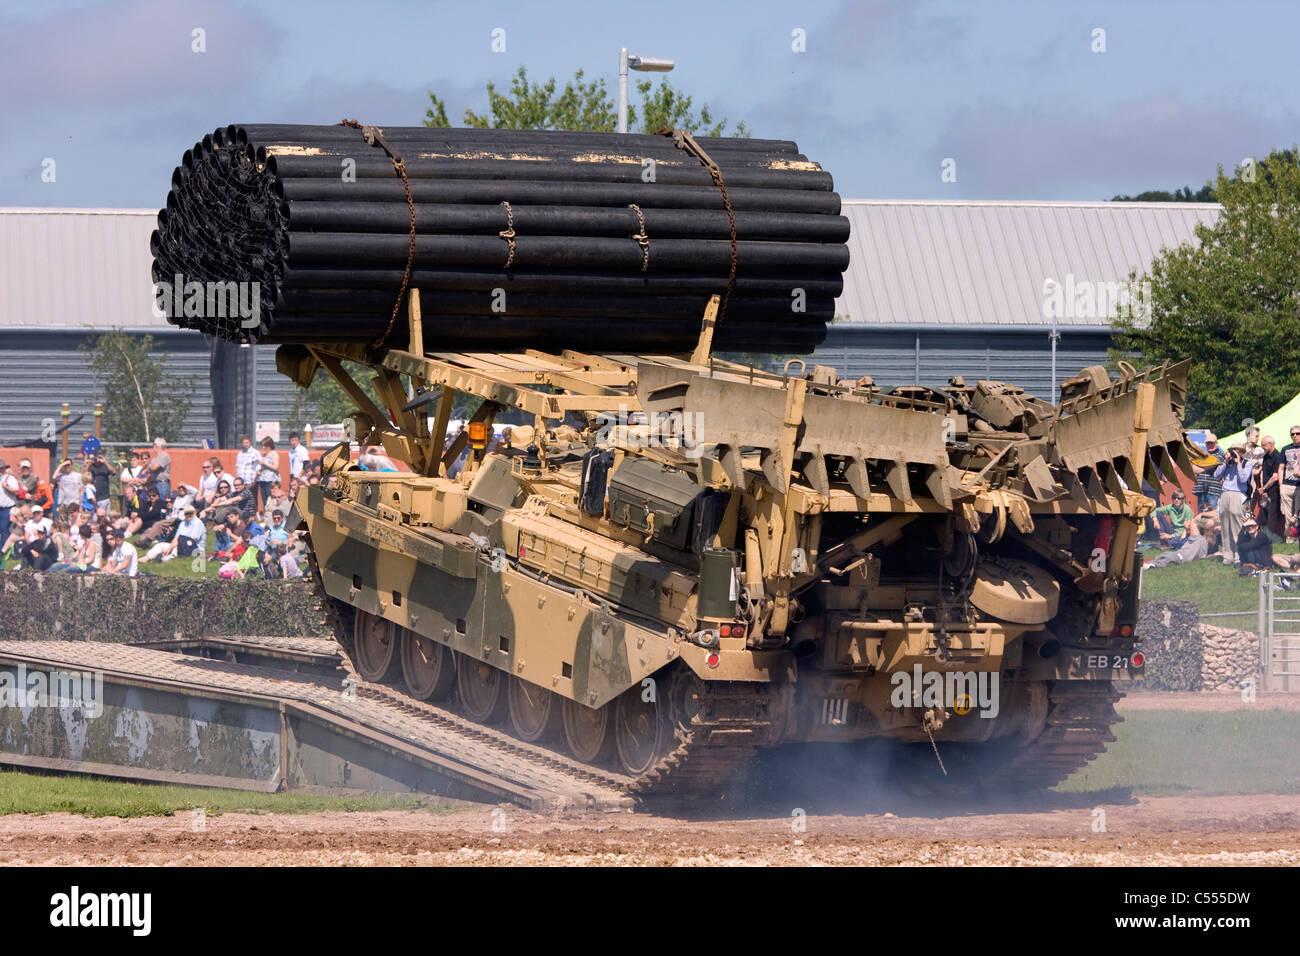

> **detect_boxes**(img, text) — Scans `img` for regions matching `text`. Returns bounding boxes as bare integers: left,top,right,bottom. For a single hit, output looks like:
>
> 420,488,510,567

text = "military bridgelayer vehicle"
155,122,1196,796
277,317,1194,795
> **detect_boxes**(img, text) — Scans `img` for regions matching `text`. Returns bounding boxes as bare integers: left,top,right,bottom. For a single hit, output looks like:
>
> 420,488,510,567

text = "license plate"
1068,652,1141,679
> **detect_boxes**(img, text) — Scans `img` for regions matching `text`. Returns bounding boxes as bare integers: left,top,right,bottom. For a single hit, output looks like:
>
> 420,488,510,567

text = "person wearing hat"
20,522,58,571
98,527,138,577
1237,514,1274,574
15,459,37,499
1192,432,1225,513
24,504,52,540
144,505,204,563
0,459,20,546
1214,442,1255,565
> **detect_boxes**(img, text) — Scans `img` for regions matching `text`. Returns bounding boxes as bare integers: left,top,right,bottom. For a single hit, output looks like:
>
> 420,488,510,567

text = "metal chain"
657,128,738,321
923,714,948,776
499,200,517,268
627,203,649,272
338,119,416,351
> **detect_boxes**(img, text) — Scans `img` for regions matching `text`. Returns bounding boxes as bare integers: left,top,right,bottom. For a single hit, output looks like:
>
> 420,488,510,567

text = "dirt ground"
1,792,1297,865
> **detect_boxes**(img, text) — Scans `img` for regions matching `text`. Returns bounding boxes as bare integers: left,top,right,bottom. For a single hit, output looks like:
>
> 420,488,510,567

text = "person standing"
80,433,101,460
257,438,280,515
1257,436,1286,537
1215,444,1255,566
120,452,146,513
235,434,259,492
0,460,20,545
87,452,112,505
147,437,172,500
54,459,83,512
287,432,310,480
1280,426,1300,541
1192,432,1226,513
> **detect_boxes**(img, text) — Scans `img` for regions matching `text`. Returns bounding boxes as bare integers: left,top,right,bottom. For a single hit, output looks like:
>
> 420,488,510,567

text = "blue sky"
3,0,1296,207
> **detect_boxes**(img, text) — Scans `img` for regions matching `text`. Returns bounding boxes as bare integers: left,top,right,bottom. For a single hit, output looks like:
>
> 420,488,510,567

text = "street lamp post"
618,47,675,134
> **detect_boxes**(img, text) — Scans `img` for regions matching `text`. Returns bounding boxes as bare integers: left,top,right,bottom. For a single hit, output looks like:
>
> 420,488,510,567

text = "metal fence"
1261,572,1300,686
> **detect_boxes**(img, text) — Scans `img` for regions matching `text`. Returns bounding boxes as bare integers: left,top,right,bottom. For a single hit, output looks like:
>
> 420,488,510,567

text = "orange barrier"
130,446,407,490
0,447,51,481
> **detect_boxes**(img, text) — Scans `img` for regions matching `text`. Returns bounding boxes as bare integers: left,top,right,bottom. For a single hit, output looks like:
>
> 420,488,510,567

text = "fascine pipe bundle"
152,124,850,354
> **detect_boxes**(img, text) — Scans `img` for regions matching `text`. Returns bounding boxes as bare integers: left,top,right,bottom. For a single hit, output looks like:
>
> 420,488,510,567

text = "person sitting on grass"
1145,515,1218,568
123,487,168,540
1237,516,1274,575
212,513,245,559
237,531,263,577
1149,490,1195,547
266,481,291,519
200,479,237,525
48,524,102,573
98,527,138,577
0,503,33,567
279,542,304,579
265,509,289,545
20,524,59,571
144,505,205,563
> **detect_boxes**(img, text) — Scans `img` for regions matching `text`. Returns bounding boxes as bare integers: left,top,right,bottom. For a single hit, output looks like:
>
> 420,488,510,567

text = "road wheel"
400,630,456,701
614,681,672,776
562,697,616,764
508,676,562,743
353,609,400,683
457,653,509,724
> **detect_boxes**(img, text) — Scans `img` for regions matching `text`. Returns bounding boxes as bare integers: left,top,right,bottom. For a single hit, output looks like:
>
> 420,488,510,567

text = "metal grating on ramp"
0,641,632,811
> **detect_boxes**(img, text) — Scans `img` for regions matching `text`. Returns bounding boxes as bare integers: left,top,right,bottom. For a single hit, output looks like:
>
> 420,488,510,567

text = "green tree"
1110,148,1300,433
1110,184,1216,202
628,78,748,137
290,362,386,426
80,330,194,442
426,66,748,136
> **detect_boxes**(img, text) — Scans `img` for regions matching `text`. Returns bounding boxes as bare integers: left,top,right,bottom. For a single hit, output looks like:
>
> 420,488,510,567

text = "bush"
0,571,328,642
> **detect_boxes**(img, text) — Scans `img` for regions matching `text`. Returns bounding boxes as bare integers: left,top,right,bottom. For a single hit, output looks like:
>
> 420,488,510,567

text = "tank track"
928,679,1123,792
304,539,773,798
305,543,1113,799
984,679,1122,790
624,678,787,798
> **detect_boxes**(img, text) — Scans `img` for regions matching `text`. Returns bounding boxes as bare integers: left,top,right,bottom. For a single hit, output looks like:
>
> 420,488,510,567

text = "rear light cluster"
693,622,746,649
1130,651,1145,668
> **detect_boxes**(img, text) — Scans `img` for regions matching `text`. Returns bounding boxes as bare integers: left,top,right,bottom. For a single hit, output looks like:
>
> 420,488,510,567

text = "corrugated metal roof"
834,200,1222,328
0,208,162,329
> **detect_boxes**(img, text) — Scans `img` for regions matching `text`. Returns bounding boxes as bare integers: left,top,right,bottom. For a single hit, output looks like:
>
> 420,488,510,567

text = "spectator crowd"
0,431,320,580
1145,425,1300,586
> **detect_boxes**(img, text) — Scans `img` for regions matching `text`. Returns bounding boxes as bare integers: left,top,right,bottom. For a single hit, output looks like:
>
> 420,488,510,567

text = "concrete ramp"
0,642,631,811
